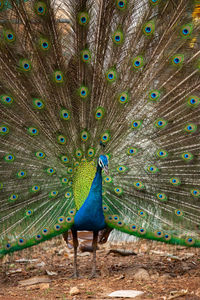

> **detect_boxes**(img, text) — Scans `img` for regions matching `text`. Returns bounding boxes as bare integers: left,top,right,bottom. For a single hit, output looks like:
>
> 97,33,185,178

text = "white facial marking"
99,158,105,168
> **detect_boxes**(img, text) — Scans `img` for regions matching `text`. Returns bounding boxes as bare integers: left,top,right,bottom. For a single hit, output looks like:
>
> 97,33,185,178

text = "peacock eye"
4,30,16,43
170,177,181,186
187,95,199,108
0,125,9,135
184,123,197,133
138,210,146,217
117,165,127,173
0,95,14,105
180,24,193,38
33,98,45,110
131,120,142,129
100,131,110,143
20,59,32,72
175,209,183,217
55,224,61,231
171,54,184,66
112,30,124,45
157,193,167,202
133,181,144,190
149,90,161,102
4,154,15,162
42,228,49,235
146,165,159,174
190,189,200,197
154,118,168,129
143,21,155,36
106,69,117,83
114,187,123,195
156,149,168,159
116,0,127,10
104,176,112,183
81,130,89,141
46,167,55,175
17,170,27,178
53,71,64,83
132,56,144,69
138,228,146,235
79,86,89,98
78,12,89,26
18,238,25,245
65,192,72,198
185,237,195,245
95,107,105,120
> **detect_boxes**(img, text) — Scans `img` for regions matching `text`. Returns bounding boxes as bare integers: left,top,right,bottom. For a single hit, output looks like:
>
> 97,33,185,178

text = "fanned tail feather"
0,0,200,257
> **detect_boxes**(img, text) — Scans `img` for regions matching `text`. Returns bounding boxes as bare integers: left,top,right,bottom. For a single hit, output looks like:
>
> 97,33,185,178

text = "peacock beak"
103,166,109,175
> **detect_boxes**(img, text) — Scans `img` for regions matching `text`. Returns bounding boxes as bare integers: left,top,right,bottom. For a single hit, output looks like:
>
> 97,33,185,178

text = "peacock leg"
89,230,99,279
71,229,79,278
62,230,68,245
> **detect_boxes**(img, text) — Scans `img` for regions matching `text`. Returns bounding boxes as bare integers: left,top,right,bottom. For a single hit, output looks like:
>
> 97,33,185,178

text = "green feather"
73,161,96,210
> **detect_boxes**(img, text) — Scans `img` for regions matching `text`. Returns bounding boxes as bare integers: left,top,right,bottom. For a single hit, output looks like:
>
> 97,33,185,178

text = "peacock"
0,0,200,278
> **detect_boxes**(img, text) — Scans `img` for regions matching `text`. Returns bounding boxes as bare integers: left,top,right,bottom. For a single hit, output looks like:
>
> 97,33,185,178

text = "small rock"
57,249,65,256
46,270,58,276
69,287,80,296
36,261,45,267
133,268,150,281
108,290,144,298
115,274,125,280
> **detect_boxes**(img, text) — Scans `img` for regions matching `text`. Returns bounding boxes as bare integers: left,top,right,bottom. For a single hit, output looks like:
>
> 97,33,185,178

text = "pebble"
69,286,80,296
133,268,150,281
108,290,144,298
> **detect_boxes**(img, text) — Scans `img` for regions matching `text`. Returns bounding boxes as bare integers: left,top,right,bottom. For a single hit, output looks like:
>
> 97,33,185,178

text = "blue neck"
91,165,102,197
73,164,106,231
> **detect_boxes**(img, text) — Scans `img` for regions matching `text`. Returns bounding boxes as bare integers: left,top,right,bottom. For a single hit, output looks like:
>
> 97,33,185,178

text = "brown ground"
0,235,200,300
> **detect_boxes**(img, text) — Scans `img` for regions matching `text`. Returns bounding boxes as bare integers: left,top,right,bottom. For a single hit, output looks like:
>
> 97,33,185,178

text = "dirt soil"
0,236,200,300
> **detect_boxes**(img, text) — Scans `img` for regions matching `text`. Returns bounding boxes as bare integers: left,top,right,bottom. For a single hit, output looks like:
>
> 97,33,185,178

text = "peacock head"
98,155,109,175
